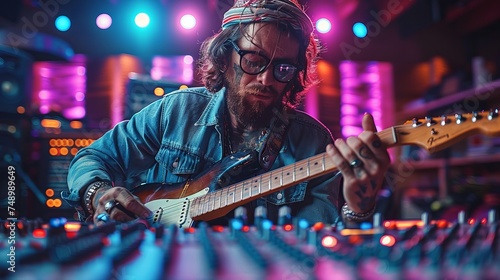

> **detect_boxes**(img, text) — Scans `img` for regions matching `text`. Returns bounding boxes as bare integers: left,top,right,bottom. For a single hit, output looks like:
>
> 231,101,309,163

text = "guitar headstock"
392,110,500,153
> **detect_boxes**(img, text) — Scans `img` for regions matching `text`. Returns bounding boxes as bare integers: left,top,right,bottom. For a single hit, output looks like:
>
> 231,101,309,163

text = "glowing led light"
46,199,54,207
49,148,58,156
154,87,164,96
135,13,150,28
60,147,69,156
55,15,71,32
64,222,82,232
283,224,293,231
33,229,46,238
53,199,62,207
380,235,396,247
41,119,61,128
352,22,367,38
316,18,332,33
70,121,83,129
321,236,338,248
180,14,196,29
45,189,54,197
96,13,112,29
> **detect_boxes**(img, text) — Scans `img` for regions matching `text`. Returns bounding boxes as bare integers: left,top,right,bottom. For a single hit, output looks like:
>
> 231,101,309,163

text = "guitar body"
131,150,261,227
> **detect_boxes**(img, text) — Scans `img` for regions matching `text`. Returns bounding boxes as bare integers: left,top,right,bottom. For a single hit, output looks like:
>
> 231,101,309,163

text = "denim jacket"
63,87,343,224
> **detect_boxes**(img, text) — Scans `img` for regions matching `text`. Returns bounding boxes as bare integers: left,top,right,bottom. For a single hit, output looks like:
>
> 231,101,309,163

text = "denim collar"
194,87,226,127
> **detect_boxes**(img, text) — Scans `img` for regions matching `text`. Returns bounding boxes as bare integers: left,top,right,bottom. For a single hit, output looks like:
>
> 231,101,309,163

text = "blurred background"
1,0,499,222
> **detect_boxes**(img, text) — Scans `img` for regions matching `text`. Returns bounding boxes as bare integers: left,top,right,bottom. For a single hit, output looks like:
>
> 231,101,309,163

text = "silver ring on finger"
350,158,363,168
104,200,119,214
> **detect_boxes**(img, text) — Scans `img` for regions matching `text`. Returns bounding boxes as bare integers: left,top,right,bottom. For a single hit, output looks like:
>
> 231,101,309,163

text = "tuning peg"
455,113,464,124
440,115,448,126
425,116,435,127
471,111,480,122
488,109,499,120
412,118,420,127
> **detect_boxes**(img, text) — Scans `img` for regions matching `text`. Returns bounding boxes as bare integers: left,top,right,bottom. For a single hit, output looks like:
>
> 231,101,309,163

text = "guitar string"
148,153,331,220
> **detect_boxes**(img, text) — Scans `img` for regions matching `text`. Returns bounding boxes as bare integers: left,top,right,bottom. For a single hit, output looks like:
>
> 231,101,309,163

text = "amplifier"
28,117,102,219
1,208,498,279
124,73,182,120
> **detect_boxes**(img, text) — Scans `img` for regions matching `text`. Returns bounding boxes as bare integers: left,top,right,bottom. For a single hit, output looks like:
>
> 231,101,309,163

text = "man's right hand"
92,186,152,225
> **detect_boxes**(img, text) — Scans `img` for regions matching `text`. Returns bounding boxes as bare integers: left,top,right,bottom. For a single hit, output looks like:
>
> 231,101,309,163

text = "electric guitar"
131,110,500,228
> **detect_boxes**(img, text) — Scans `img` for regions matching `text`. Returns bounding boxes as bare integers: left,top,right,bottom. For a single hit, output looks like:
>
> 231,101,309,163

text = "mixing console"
1,208,499,280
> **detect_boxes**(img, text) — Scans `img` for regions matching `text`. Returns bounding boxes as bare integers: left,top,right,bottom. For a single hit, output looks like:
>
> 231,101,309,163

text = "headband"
222,0,314,43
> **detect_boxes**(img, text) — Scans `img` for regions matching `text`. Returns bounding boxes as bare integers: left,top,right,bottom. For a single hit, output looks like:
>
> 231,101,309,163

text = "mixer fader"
1,208,499,280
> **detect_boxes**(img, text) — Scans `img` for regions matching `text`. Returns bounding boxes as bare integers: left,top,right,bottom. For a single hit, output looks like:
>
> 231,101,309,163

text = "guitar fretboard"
189,152,337,217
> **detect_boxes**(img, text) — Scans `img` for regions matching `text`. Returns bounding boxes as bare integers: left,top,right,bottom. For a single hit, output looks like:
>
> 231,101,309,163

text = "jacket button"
172,158,179,168
276,192,283,200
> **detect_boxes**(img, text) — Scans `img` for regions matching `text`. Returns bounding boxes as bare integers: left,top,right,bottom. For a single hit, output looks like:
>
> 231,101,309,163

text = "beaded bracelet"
83,181,112,217
341,203,375,222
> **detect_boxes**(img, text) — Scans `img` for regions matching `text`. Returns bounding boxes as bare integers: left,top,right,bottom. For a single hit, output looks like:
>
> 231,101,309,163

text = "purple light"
96,14,112,30
63,106,86,119
32,54,87,120
40,105,50,114
183,55,194,64
339,61,394,139
75,92,85,102
151,55,193,84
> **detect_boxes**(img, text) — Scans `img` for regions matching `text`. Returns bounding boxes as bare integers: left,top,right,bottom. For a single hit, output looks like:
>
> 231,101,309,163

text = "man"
64,0,390,226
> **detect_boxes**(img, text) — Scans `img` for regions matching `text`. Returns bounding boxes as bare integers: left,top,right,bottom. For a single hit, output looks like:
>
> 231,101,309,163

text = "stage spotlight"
180,14,196,30
96,13,112,30
55,15,71,32
316,18,332,34
352,22,367,38
135,12,150,28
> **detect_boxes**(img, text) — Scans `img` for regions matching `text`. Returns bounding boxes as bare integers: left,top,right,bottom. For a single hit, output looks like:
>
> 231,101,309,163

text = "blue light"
352,22,368,38
55,16,71,32
231,219,243,230
298,219,309,229
262,219,273,230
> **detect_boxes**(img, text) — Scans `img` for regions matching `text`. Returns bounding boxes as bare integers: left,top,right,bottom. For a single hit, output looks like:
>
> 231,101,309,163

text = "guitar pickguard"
145,187,210,228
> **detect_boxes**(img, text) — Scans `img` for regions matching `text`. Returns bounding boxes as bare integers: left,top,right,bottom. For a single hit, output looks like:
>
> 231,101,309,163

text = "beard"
225,81,283,128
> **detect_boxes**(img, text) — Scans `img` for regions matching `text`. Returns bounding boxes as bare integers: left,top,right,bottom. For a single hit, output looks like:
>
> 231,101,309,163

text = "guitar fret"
235,184,242,202
251,177,260,196
207,193,214,212
203,196,210,214
199,196,206,214
227,186,235,205
282,165,294,185
295,162,308,181
242,180,250,199
220,188,227,208
214,192,221,210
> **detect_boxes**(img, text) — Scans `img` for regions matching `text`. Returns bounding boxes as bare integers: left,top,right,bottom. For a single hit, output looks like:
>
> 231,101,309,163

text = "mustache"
246,85,277,96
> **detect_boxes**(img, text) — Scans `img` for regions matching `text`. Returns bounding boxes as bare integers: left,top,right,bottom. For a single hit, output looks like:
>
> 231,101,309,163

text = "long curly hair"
197,3,321,108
